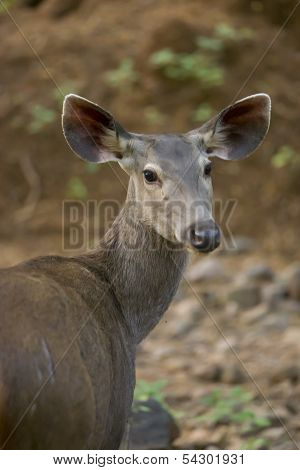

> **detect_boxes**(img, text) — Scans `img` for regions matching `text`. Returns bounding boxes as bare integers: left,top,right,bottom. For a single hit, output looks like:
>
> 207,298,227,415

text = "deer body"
0,203,187,449
0,93,271,449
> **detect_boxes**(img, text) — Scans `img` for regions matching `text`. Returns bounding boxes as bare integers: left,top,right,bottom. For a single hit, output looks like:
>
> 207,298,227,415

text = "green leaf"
105,58,139,87
242,437,268,450
197,386,270,430
193,103,214,122
28,105,57,134
214,23,254,41
201,389,222,406
66,177,88,200
196,36,223,51
144,107,166,125
53,81,80,103
150,49,176,66
132,403,151,413
253,416,271,428
133,379,181,418
149,48,224,87
232,410,255,423
85,162,100,174
0,0,18,13
215,23,237,39
271,146,299,168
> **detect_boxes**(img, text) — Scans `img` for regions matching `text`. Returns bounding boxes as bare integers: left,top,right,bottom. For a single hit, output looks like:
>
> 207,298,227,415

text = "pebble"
286,267,300,301
186,258,228,283
228,284,261,309
245,264,274,282
219,236,255,255
129,399,179,450
262,282,287,307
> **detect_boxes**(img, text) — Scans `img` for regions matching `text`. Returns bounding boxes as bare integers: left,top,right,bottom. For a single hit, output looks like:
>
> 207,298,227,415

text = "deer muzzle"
186,220,221,253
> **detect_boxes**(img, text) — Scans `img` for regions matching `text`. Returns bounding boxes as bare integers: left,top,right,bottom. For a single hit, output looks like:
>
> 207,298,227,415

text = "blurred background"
0,0,300,450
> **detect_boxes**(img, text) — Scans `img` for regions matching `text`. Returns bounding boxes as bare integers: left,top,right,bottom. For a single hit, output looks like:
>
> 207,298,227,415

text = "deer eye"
204,163,212,177
143,169,158,183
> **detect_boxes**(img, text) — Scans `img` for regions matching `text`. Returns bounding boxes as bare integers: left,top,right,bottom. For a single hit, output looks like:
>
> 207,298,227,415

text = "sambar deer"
0,93,271,449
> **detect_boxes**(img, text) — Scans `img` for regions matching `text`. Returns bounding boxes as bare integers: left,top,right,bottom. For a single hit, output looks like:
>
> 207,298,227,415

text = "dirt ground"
0,0,300,450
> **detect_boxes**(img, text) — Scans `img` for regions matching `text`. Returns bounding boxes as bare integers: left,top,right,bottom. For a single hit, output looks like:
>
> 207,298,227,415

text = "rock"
271,365,300,385
225,301,240,317
194,361,246,384
281,328,300,346
194,363,223,382
222,364,247,384
286,394,300,415
260,427,285,442
242,303,268,325
205,426,228,449
273,439,299,450
175,426,228,450
228,284,261,309
260,313,290,332
282,263,300,279
21,0,44,7
286,267,300,301
219,236,255,255
40,0,83,18
172,297,203,321
285,385,300,416
277,299,300,315
129,399,179,450
172,322,194,338
245,264,274,282
262,282,287,307
200,290,221,308
288,416,300,432
170,297,204,337
174,429,205,450
187,258,228,283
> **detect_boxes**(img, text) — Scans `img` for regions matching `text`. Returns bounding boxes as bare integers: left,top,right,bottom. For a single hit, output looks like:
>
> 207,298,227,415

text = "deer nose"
188,222,221,253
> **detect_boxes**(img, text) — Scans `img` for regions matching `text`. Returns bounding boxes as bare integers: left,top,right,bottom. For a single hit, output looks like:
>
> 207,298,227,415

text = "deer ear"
62,94,131,163
189,94,271,161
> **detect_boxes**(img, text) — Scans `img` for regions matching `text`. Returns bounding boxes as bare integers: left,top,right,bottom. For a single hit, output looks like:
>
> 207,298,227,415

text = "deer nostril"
191,229,204,245
189,225,221,253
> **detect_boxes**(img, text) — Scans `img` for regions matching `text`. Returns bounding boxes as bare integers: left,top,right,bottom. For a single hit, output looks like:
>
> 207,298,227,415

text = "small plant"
133,379,182,418
27,83,80,134
144,106,166,126
199,387,271,432
271,145,300,169
196,36,223,51
66,176,88,200
149,22,254,89
105,58,139,88
214,23,254,41
0,0,18,13
28,104,56,134
150,48,224,87
133,379,168,412
85,162,101,174
242,437,269,450
249,1,264,14
53,81,80,104
193,103,214,123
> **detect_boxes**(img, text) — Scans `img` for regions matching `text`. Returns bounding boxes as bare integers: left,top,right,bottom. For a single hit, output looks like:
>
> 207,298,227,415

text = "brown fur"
0,203,187,449
0,92,271,449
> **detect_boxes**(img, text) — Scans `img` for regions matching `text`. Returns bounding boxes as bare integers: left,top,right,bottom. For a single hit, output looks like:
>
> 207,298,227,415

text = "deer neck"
90,184,188,344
